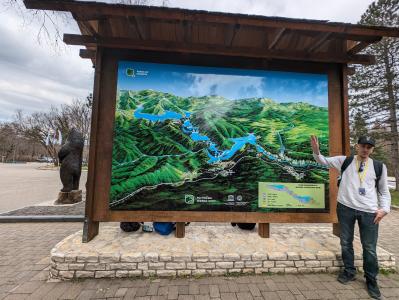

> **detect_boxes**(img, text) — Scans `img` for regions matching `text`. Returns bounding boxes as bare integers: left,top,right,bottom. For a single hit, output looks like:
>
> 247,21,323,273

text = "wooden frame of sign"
83,46,350,242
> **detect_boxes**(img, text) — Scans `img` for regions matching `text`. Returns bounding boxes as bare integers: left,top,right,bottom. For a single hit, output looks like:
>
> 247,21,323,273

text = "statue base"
55,190,82,205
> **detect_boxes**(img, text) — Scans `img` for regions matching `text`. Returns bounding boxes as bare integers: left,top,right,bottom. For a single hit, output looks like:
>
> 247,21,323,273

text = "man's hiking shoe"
366,278,381,299
337,271,356,284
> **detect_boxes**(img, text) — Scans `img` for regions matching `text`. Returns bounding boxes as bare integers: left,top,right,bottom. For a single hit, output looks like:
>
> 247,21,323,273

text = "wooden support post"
333,223,340,237
258,223,270,238
175,222,185,238
83,218,99,242
82,41,103,242
332,63,348,240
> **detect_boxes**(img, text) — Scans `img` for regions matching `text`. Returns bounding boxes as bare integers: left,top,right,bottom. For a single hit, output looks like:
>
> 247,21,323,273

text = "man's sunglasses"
359,161,365,173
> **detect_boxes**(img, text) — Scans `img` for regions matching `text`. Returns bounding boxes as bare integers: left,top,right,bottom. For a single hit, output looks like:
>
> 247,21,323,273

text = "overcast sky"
0,0,375,121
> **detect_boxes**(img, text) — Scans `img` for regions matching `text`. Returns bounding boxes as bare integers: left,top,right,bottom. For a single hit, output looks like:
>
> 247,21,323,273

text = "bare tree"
0,123,18,162
14,110,62,165
62,95,92,146
1,112,52,163
2,0,70,49
12,96,92,166
2,0,168,49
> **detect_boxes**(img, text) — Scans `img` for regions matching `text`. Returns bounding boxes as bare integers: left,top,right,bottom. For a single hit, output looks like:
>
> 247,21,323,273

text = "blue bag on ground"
153,222,175,235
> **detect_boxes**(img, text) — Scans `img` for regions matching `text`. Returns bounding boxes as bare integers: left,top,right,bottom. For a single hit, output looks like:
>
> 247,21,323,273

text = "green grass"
391,190,399,207
380,268,396,275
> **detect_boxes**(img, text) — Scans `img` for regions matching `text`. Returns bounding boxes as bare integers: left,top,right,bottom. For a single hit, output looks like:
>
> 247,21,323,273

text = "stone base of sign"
55,190,82,205
49,224,396,280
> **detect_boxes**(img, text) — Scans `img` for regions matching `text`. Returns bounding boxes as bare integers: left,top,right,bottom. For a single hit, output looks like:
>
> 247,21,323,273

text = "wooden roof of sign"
24,0,399,65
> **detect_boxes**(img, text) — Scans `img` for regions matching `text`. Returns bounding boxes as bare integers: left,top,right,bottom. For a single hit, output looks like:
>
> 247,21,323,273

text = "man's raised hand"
310,135,320,155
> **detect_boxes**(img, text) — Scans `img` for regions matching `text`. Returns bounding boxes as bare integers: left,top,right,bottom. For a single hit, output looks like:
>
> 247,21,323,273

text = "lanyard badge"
356,157,368,196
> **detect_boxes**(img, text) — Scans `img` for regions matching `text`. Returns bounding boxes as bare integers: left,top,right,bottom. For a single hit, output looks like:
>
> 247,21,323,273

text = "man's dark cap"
357,136,375,147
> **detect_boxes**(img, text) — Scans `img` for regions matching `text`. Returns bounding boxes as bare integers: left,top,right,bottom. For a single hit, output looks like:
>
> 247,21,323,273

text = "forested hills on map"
109,89,329,211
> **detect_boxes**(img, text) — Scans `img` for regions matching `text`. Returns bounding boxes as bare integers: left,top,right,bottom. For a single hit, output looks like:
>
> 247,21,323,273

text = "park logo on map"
184,195,195,204
126,68,135,77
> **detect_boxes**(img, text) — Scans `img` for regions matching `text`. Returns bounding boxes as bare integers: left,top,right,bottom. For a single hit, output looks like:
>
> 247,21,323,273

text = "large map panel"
109,60,329,212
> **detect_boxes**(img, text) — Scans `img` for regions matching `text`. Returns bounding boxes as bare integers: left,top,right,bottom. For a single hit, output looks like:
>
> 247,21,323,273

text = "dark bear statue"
58,128,84,193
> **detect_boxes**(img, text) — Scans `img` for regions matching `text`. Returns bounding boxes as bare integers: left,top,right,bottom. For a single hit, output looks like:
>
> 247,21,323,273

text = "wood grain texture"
258,223,270,238
175,223,185,238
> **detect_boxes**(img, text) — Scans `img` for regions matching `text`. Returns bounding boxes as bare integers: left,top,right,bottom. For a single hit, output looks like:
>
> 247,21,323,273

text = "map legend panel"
258,182,325,209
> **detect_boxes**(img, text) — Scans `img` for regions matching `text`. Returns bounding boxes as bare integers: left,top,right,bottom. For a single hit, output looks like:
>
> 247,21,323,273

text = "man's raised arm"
310,135,346,171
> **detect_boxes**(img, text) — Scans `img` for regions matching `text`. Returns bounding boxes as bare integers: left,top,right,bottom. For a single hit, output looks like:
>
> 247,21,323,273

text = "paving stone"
287,252,301,260
216,262,234,269
178,285,190,295
178,295,194,300
209,285,220,298
158,270,177,277
147,282,160,296
193,253,209,262
260,291,280,300
121,253,144,263
10,281,44,294
234,262,245,268
252,253,267,261
178,270,192,276
58,271,75,279
300,252,316,260
146,253,159,262
160,254,173,262
144,270,157,277
27,282,57,300
174,255,191,262
58,283,86,299
95,271,115,278
43,282,72,299
275,261,295,267
194,295,211,300
166,262,186,270
1,221,399,300
99,254,120,263
277,290,295,300
197,263,215,269
220,292,237,300
150,262,166,270
223,254,240,262
268,252,287,260
168,286,179,299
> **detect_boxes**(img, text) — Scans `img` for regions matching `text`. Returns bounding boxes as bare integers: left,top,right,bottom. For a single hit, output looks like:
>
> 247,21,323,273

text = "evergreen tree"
351,111,368,145
349,0,399,189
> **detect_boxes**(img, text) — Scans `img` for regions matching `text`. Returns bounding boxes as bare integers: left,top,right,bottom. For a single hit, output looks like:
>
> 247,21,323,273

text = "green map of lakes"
258,182,325,209
109,89,329,212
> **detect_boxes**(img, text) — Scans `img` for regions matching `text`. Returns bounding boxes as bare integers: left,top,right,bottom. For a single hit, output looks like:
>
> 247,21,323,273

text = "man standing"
310,135,391,300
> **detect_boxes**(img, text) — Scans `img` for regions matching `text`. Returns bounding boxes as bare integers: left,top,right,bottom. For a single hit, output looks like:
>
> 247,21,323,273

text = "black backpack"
120,222,141,232
231,223,256,230
337,156,383,194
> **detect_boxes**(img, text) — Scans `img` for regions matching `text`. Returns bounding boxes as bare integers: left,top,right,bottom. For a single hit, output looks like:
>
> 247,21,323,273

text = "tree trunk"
383,44,399,191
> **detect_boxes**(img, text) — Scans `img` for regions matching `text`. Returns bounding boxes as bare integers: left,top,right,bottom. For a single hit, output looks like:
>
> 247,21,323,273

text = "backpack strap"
341,156,354,174
337,156,354,187
337,156,384,193
373,159,383,194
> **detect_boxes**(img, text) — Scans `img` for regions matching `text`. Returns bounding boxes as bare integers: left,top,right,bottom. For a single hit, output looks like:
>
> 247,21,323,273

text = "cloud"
260,75,328,107
186,73,264,100
0,0,374,121
0,9,93,121
167,0,373,23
